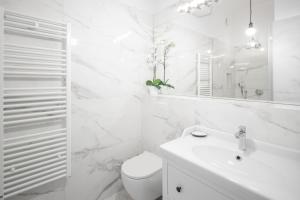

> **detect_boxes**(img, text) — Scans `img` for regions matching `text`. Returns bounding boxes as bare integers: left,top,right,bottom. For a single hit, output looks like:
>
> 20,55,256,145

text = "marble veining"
72,82,103,100
1,1,300,200
0,0,150,199
142,96,300,155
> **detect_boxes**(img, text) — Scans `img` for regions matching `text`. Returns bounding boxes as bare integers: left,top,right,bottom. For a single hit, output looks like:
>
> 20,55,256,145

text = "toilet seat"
122,151,162,180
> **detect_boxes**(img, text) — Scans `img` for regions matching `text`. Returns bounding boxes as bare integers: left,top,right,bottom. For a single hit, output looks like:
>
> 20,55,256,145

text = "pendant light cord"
250,0,252,24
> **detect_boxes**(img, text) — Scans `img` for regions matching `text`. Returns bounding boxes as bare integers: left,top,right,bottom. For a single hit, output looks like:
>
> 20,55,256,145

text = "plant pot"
148,86,161,96
160,86,172,95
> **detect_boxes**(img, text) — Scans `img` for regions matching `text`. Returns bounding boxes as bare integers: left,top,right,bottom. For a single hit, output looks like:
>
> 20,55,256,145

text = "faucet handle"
235,125,246,138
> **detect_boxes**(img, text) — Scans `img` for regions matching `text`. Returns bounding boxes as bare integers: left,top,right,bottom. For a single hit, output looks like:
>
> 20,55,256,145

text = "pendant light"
245,0,257,37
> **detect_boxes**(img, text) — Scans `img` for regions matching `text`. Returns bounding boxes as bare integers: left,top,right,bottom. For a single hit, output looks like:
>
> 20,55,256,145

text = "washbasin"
160,127,300,200
192,145,279,183
192,145,241,164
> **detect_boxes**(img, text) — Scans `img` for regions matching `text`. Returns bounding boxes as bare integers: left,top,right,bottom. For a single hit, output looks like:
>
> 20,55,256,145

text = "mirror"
149,0,300,104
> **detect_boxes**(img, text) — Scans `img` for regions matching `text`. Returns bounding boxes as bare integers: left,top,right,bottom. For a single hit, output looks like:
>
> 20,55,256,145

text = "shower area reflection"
208,44,272,100
157,0,274,101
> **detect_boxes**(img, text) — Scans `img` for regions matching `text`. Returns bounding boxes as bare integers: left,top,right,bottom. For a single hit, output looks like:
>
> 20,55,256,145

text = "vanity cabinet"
160,129,299,200
164,164,232,200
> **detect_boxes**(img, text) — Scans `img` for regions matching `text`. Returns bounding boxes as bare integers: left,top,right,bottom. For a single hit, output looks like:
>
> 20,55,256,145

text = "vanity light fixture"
177,0,219,14
244,0,264,52
245,0,257,37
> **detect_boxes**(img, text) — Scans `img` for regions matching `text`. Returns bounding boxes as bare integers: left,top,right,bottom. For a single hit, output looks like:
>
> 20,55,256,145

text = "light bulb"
245,27,256,37
245,22,256,37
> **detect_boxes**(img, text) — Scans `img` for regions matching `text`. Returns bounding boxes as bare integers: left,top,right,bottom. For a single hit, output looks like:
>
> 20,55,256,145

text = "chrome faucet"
235,126,247,151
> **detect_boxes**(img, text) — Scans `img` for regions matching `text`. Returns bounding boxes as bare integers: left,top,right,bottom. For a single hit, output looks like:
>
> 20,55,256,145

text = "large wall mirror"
151,0,300,104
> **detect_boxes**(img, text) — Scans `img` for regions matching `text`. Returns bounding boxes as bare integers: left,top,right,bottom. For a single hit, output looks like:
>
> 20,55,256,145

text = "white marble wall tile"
273,15,300,103
0,0,152,200
141,1,300,158
2,1,300,200
142,96,300,155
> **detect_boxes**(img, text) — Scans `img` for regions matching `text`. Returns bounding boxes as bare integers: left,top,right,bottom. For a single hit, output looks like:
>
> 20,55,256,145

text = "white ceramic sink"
192,144,290,185
192,145,240,165
160,127,300,200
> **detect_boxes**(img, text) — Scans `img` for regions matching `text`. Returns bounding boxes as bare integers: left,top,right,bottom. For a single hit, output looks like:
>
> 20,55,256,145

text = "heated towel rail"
196,53,212,96
0,8,71,199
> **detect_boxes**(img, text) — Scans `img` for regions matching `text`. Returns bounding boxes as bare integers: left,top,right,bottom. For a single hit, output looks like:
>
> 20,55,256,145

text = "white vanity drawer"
167,165,232,200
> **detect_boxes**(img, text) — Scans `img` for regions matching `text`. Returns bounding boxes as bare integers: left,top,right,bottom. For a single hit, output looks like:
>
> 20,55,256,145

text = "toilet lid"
122,151,162,180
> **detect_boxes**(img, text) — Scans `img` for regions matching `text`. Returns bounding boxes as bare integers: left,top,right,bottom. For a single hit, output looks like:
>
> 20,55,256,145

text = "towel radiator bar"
0,8,71,199
196,53,213,96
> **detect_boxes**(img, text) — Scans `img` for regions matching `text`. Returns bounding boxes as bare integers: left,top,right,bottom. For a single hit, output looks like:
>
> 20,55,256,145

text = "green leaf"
146,80,153,86
155,85,161,89
153,79,163,85
164,84,175,89
146,79,173,89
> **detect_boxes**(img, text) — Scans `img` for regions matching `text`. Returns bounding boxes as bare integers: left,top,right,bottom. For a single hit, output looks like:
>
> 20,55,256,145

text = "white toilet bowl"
121,151,162,200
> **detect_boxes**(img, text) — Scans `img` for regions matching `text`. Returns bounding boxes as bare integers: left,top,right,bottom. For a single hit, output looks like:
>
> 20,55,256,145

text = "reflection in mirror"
149,0,300,104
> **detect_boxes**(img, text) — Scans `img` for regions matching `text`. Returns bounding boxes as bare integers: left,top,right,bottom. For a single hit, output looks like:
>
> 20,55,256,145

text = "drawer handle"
176,186,182,193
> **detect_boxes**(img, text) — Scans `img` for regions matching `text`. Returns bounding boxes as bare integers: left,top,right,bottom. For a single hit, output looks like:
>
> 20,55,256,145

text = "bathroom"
0,0,299,199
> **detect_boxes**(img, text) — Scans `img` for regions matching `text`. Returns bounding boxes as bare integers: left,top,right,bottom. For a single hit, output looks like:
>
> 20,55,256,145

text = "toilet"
121,151,162,200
